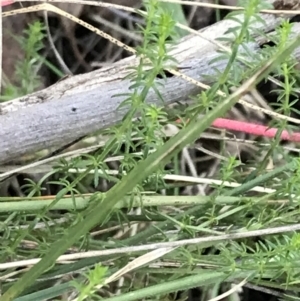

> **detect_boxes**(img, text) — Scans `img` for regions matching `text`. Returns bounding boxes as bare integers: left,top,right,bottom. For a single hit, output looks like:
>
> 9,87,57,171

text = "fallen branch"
0,7,297,164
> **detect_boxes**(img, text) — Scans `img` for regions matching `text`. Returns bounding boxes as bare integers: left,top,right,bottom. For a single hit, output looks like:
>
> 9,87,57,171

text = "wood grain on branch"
0,6,298,164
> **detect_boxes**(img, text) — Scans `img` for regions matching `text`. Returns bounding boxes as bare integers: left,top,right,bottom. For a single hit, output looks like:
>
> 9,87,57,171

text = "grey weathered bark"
0,4,298,164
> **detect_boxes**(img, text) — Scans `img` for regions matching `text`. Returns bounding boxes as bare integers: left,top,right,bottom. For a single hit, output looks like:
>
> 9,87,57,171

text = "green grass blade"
14,283,72,301
101,270,253,301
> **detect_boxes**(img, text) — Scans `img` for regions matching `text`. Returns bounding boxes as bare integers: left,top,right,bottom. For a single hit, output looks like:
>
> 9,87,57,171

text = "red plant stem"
211,118,300,142
1,0,13,6
176,117,300,142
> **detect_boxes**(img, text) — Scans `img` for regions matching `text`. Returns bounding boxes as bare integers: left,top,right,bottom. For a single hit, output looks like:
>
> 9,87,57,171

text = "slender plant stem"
0,195,262,212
